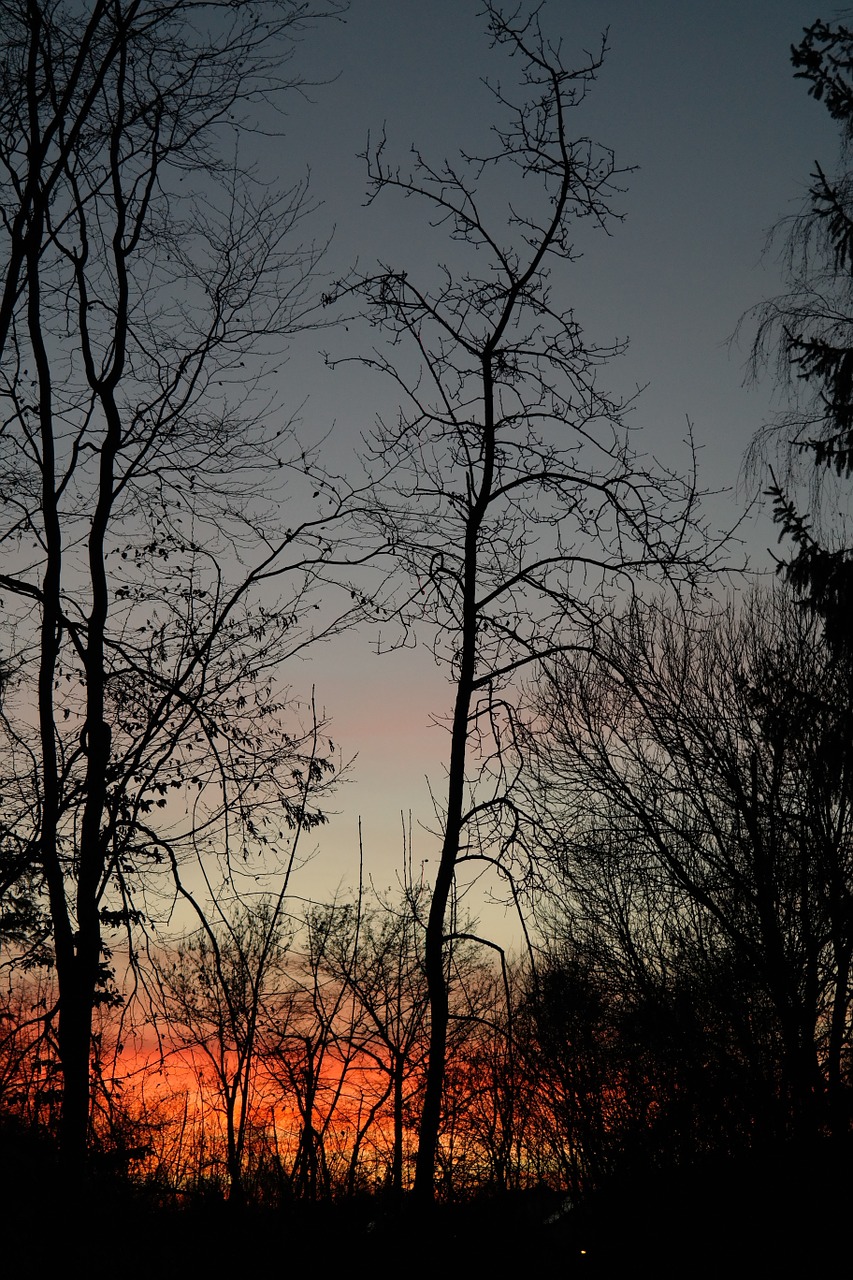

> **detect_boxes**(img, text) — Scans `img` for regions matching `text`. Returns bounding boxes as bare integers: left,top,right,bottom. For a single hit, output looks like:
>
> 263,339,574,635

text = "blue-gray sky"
265,1,844,921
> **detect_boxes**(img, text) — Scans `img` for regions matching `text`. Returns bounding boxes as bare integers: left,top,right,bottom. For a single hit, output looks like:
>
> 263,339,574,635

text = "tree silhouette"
748,20,853,655
154,899,295,1206
308,881,430,1198
328,2,719,1200
531,590,853,1140
0,0,354,1172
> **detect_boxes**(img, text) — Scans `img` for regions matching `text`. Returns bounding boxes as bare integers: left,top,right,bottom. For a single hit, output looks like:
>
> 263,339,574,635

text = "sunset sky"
242,1,843,932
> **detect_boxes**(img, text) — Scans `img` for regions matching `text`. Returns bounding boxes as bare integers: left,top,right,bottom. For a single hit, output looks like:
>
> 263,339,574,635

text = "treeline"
3,585,852,1205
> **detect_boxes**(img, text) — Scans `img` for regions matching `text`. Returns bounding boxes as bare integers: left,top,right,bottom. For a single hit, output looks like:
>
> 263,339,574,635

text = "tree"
308,879,430,1198
432,959,530,1195
261,896,368,1200
154,899,293,1206
747,19,853,654
530,590,853,1141
328,2,717,1200
519,945,619,1196
0,0,355,1172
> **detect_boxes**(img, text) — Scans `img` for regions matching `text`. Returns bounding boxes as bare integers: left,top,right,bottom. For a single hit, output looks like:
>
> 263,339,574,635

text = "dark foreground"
2,1131,848,1276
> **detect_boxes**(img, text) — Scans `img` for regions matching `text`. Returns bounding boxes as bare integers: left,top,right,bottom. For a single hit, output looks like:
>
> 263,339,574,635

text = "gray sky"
261,1,845,928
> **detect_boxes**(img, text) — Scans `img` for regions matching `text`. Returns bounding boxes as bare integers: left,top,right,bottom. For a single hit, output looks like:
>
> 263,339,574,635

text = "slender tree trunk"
392,1052,404,1197
27,186,88,1164
56,32,132,1161
225,1073,246,1207
413,354,496,1203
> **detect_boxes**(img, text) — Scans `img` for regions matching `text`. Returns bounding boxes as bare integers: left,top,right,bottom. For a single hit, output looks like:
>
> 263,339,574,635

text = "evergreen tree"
756,20,853,655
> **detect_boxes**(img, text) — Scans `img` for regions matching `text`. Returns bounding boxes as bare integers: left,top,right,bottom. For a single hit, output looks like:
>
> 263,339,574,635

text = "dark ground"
1,1127,848,1277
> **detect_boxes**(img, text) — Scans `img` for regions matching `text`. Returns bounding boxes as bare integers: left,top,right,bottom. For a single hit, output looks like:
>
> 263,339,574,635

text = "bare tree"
328,2,717,1200
260,896,370,1200
309,877,430,1197
447,962,531,1194
0,0,359,1172
531,589,853,1141
153,896,296,1205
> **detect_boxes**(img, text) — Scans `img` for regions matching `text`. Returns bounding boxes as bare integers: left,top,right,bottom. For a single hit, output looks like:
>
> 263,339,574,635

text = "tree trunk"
28,192,93,1168
413,354,495,1203
392,1052,404,1197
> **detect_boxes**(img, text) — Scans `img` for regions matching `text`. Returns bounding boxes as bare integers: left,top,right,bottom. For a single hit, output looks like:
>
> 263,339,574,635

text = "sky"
241,1,846,933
